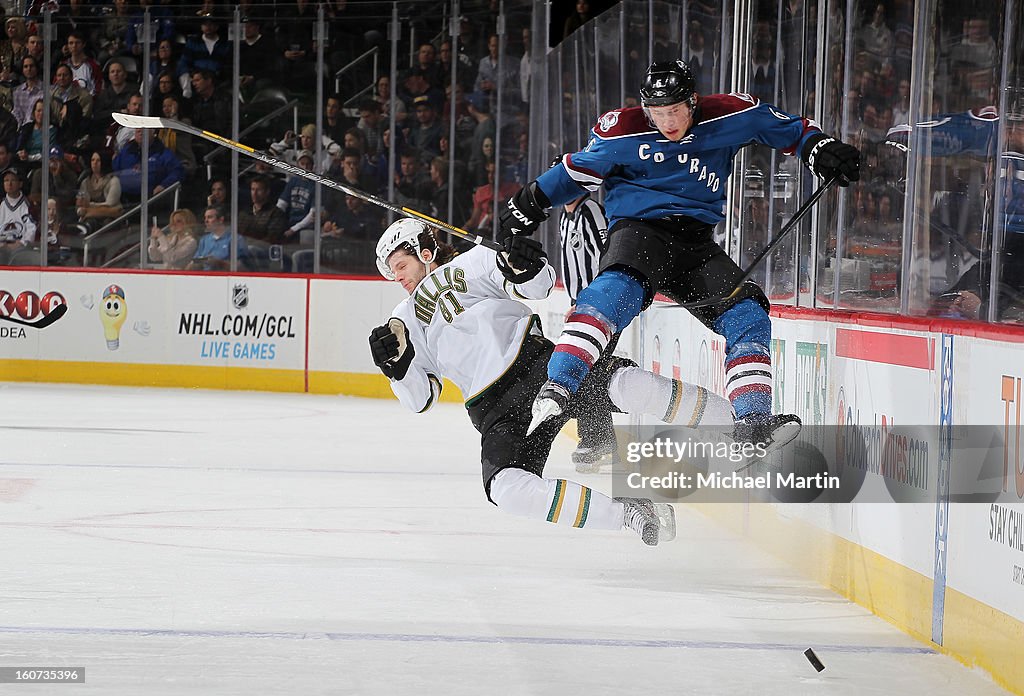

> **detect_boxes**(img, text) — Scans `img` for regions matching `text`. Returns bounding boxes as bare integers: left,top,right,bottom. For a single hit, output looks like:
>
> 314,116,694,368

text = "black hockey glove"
496,235,547,284
801,134,861,186
368,318,415,380
498,182,551,240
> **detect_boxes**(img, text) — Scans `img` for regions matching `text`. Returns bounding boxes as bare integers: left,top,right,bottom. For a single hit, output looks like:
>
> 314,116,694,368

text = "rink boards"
1,267,1022,694
643,302,1024,696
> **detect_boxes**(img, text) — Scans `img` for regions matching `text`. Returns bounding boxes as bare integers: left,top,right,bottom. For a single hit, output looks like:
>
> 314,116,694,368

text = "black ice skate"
526,380,570,436
733,413,802,471
616,497,676,546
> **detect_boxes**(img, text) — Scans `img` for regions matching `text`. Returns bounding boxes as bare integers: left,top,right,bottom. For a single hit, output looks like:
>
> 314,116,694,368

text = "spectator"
207,178,227,209
270,123,338,171
276,0,317,93
93,60,138,127
156,95,196,178
51,64,94,119
407,95,443,161
187,204,247,271
24,34,44,69
0,106,16,151
29,146,78,219
414,41,443,89
75,149,122,234
466,92,496,169
125,0,176,60
149,208,199,270
0,17,28,84
322,193,382,241
180,13,230,81
394,148,431,212
112,129,184,199
108,92,144,152
519,28,531,103
330,146,378,194
150,69,185,118
148,40,188,99
15,99,55,165
238,174,288,244
400,69,443,118
473,34,519,115
355,98,385,156
188,68,231,161
275,150,318,244
563,0,594,39
440,82,476,161
438,38,474,92
238,15,280,99
44,197,66,259
0,168,36,254
373,74,406,124
12,55,44,126
428,156,469,226
464,160,516,232
95,0,133,65
0,143,20,181
468,135,495,188
61,31,104,98
323,94,349,144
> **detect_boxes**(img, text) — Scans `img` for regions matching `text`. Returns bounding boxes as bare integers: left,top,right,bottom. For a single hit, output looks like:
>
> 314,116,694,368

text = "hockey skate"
572,439,617,473
733,413,802,472
616,497,676,546
526,381,570,436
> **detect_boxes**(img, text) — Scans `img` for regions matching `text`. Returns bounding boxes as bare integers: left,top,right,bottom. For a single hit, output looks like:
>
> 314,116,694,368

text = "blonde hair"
169,208,198,237
300,123,317,138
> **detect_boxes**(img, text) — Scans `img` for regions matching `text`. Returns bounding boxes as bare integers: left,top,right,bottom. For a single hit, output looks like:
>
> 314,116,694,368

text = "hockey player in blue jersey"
498,60,861,450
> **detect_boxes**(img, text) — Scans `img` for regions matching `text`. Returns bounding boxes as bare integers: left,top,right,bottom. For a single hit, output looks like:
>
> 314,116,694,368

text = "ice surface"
0,383,1010,695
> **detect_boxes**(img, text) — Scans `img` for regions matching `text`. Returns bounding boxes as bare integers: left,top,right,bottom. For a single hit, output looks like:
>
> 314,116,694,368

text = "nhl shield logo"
598,111,620,132
232,284,249,309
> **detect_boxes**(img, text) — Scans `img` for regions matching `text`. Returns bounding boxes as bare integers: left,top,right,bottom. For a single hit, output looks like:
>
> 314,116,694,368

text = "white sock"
490,468,624,530
608,366,734,425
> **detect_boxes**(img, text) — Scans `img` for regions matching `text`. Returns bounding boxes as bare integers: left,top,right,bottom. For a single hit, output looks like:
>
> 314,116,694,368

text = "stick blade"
112,113,168,129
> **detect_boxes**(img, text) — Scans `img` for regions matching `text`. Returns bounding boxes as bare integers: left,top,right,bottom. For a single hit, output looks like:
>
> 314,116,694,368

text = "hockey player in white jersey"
368,218,735,546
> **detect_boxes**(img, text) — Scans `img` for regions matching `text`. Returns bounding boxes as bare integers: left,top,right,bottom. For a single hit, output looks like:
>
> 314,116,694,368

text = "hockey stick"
111,113,502,252
0,302,67,329
670,176,838,309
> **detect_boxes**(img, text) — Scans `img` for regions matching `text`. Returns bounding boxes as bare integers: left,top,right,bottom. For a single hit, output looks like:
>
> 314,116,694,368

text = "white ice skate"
616,497,676,546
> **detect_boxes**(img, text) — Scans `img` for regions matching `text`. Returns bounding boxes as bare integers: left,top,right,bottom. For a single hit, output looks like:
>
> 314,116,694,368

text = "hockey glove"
498,182,551,240
801,134,861,186
496,235,547,284
369,318,415,380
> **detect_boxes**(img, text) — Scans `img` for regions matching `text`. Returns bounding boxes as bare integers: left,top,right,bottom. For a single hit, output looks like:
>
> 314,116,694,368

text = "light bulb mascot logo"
99,284,127,350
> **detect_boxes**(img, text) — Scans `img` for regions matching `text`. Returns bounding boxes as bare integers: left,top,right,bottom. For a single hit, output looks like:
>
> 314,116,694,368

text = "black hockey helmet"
640,60,697,108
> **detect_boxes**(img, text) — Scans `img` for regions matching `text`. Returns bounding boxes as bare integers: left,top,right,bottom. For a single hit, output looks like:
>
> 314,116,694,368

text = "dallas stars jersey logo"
414,266,468,324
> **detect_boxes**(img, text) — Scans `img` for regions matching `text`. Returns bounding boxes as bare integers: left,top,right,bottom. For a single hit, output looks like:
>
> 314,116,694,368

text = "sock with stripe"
489,468,625,530
547,269,646,393
713,299,773,418
607,366,734,426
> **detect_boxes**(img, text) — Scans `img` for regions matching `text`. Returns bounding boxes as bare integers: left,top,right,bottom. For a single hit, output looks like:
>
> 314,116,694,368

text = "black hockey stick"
111,113,503,252
0,302,67,328
670,176,838,309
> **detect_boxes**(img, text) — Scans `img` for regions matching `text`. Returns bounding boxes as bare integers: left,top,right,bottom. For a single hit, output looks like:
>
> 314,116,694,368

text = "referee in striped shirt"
558,193,617,472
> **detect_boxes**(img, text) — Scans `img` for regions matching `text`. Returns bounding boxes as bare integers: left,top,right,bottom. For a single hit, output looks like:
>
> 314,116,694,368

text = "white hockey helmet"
375,217,437,280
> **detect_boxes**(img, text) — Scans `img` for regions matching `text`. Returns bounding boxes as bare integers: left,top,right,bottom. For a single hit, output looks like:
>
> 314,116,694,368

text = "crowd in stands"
0,0,534,274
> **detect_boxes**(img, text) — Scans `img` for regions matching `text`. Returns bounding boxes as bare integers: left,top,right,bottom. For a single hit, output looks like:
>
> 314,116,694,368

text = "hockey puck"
804,648,825,672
